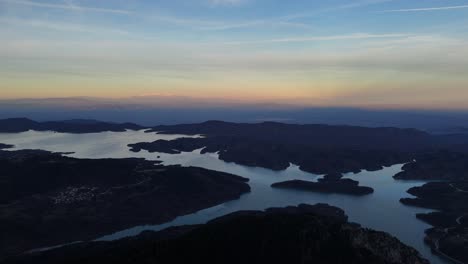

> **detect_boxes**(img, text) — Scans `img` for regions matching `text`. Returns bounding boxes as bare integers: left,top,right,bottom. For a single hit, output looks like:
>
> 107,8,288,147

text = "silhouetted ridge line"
0,118,144,133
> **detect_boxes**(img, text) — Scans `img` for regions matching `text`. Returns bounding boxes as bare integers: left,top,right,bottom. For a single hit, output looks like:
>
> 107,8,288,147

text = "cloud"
282,0,396,21
381,5,468,12
8,32,459,75
0,0,132,14
142,12,313,31
0,17,129,35
198,20,313,31
338,0,394,9
0,0,307,31
208,0,246,6
221,33,412,45
202,0,394,30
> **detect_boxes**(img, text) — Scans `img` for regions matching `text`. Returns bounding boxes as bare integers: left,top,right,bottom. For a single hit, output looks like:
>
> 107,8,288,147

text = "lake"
0,129,448,264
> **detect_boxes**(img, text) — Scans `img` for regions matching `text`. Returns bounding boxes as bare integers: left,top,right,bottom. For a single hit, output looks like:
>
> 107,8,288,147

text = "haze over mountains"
1,97,468,132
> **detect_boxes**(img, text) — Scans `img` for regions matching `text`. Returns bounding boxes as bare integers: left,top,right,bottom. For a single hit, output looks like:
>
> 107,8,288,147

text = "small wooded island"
271,177,374,196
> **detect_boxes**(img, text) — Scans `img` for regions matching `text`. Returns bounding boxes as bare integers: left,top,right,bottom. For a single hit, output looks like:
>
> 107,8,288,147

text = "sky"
1,0,468,109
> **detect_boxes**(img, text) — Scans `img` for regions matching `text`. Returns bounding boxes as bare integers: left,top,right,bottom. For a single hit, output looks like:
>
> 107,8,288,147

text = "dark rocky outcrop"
271,179,374,196
4,204,428,264
0,150,250,258
0,118,144,133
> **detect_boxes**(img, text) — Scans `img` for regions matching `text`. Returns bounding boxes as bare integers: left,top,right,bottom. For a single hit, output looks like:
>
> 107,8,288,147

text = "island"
4,204,428,264
395,151,468,263
271,178,374,196
0,149,250,259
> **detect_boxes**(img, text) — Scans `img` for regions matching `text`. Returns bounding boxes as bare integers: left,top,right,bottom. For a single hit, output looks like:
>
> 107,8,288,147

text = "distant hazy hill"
0,118,143,133
1,97,468,130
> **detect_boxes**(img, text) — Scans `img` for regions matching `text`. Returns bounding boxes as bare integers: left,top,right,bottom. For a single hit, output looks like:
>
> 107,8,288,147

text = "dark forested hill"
0,149,249,258
4,204,428,264
152,120,433,151
132,121,465,174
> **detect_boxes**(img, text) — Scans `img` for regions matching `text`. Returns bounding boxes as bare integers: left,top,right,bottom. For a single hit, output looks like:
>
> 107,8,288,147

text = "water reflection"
0,130,447,263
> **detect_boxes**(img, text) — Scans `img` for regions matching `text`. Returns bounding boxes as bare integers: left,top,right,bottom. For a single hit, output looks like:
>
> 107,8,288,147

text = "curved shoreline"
0,130,451,263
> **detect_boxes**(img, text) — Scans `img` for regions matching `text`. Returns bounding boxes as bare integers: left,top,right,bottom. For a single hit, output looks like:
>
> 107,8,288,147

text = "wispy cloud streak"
0,0,132,14
283,0,396,21
338,0,394,9
0,17,129,35
222,33,412,45
208,0,246,6
382,5,468,12
1,0,312,31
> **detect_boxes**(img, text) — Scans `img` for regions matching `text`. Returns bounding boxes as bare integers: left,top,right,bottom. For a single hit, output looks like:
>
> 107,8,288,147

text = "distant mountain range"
1,118,467,147
0,97,467,131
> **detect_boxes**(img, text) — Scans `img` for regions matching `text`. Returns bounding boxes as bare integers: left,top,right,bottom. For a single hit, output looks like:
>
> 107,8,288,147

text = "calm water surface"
0,130,448,264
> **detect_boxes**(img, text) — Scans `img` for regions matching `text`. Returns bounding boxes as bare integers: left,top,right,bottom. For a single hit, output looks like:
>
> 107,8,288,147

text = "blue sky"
1,0,468,109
